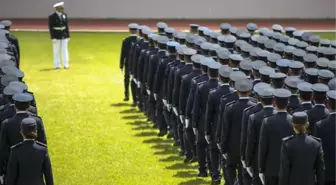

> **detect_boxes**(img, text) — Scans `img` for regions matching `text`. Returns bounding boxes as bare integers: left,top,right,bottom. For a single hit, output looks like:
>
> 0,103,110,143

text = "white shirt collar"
239,97,250,100
220,83,230,86
232,68,239,70
56,11,62,16
16,111,27,114
254,78,260,81
330,112,336,115
158,49,166,52
314,104,325,107
24,139,35,141
263,105,274,108
301,101,312,104
130,34,137,36
277,110,288,113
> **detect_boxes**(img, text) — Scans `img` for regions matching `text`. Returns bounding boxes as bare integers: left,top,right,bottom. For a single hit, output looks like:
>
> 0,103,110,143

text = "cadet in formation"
119,21,336,185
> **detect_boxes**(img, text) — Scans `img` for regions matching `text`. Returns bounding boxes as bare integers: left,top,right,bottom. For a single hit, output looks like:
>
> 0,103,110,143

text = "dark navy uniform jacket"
204,84,233,146
48,12,70,40
172,63,193,109
142,47,157,86
221,98,256,156
240,103,263,161
215,91,239,144
287,94,300,113
0,105,37,124
131,39,145,78
185,74,208,122
315,113,336,183
245,106,275,168
153,56,175,99
0,112,47,173
258,111,294,176
119,35,137,70
160,56,176,100
179,69,202,116
307,104,330,135
279,134,325,185
6,140,54,185
290,102,313,114
192,79,219,136
136,43,150,85
147,50,166,93
166,60,183,105
5,34,20,68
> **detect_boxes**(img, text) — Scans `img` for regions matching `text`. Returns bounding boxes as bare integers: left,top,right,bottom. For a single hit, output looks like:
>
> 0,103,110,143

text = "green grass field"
14,31,335,185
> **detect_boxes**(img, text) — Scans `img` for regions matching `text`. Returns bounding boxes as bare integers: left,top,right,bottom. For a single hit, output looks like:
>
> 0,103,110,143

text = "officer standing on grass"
0,21,20,68
119,23,138,101
48,2,70,69
6,118,54,185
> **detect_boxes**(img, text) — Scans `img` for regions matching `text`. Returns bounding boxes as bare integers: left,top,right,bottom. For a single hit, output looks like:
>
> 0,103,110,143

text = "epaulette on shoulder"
0,105,5,111
309,136,322,142
226,100,236,107
36,141,47,148
282,135,294,142
244,105,255,112
209,88,217,94
11,142,22,150
197,81,207,86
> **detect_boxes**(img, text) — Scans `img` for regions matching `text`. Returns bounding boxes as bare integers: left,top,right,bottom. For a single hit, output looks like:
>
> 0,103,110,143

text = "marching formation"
0,21,54,185
120,22,336,185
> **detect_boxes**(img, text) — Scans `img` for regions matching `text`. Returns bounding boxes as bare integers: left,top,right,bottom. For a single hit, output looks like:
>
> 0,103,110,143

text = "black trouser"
227,154,243,185
209,146,222,181
197,134,210,173
123,65,130,98
251,161,262,185
156,100,167,132
177,118,185,152
186,127,196,158
147,94,156,123
171,114,179,143
131,80,137,103
183,127,193,158
139,83,146,112
221,155,232,185
325,181,336,185
265,176,278,185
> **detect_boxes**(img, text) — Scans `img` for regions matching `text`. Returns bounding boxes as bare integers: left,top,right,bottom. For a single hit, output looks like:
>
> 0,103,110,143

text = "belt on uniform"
53,27,66,30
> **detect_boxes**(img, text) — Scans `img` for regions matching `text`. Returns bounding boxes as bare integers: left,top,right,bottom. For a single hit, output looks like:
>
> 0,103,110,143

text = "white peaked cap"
53,2,64,8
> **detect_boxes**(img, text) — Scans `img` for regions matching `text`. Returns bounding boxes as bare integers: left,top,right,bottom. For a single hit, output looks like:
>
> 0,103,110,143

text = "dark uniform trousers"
258,112,294,185
240,104,262,185
185,75,208,158
315,114,336,185
173,64,193,154
142,48,157,117
205,85,233,182
119,35,137,99
136,45,149,112
179,70,202,158
216,92,239,185
245,107,275,185
221,99,256,185
131,39,145,106
279,134,325,185
193,79,219,173
129,41,137,104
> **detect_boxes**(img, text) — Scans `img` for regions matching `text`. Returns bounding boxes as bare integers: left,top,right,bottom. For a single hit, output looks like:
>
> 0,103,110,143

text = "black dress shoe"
197,172,208,177
190,156,198,163
157,131,167,137
173,141,180,147
183,157,192,164
123,97,129,101
152,124,158,128
211,180,221,185
131,102,137,107
166,132,174,139
179,150,185,156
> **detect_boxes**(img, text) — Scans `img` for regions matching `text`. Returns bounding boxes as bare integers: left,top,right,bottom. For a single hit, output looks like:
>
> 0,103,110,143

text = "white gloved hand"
205,135,211,144
217,143,222,150
259,173,265,185
167,104,171,111
137,82,141,88
130,74,133,79
0,175,4,184
185,119,190,128
173,107,178,116
146,90,151,95
222,153,227,159
247,167,253,177
133,78,137,83
154,94,158,101
179,115,184,123
162,99,167,106
241,160,247,168
193,128,197,135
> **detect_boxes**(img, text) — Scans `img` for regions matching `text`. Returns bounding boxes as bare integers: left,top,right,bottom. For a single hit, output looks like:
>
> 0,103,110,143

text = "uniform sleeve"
119,39,126,69
185,82,195,119
172,72,181,107
137,51,145,83
146,55,155,90
204,93,215,136
279,141,290,185
315,143,325,185
192,86,201,128
162,63,171,99
258,119,269,173
6,150,17,185
65,14,70,38
0,121,9,173
178,78,188,115
220,104,232,153
153,60,165,94
48,15,55,39
245,115,256,167
240,108,250,161
166,69,175,103
128,43,135,74
215,98,225,143
37,118,47,145
43,152,54,185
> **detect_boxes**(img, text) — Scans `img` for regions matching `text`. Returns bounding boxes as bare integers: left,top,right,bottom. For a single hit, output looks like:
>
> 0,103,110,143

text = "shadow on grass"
142,138,173,144
134,131,157,137
165,162,195,170
178,179,209,185
131,124,153,131
39,68,58,72
126,121,148,126
110,102,129,107
121,115,143,120
158,155,182,162
173,171,198,178
119,108,138,114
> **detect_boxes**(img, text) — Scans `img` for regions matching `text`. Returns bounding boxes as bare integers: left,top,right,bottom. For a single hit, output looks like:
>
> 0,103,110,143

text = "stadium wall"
0,0,335,19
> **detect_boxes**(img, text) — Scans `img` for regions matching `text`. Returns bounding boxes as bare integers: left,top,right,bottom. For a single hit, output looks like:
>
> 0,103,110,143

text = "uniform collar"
314,104,325,107
239,97,250,100
130,34,137,37
16,111,27,114
220,83,230,86
301,101,312,104
56,11,62,16
276,110,288,113
330,112,336,115
24,139,35,142
263,105,274,108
